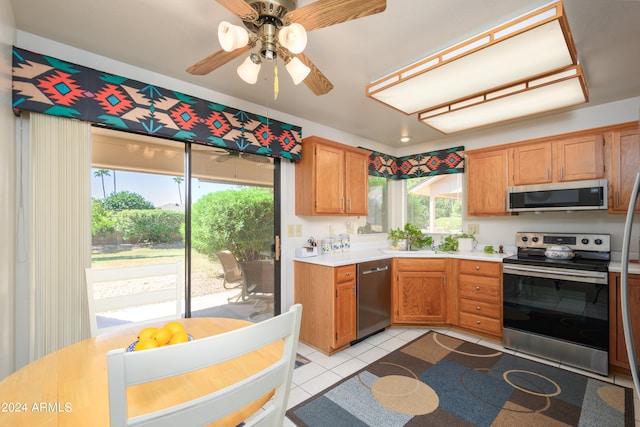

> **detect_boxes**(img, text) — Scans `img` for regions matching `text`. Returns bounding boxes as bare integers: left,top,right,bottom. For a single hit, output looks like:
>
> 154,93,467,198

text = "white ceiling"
9,0,640,148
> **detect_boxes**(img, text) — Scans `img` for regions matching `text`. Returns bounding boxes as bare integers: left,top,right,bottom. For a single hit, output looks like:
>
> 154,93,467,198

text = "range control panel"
515,232,610,252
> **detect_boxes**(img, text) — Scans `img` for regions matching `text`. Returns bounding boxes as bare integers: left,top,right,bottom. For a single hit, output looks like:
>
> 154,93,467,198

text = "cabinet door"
335,280,357,347
612,274,640,369
554,134,604,181
395,271,446,323
610,128,640,214
344,150,369,215
314,144,345,214
511,142,552,185
466,149,509,216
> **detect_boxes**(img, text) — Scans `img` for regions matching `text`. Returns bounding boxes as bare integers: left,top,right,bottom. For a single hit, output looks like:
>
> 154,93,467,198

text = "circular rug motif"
371,374,439,415
503,369,561,397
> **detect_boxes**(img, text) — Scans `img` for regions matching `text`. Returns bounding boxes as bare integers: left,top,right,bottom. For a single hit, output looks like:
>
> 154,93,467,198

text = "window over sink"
406,174,463,234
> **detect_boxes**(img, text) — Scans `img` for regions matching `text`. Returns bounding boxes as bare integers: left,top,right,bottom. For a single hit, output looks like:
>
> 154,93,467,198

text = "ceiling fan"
186,0,387,95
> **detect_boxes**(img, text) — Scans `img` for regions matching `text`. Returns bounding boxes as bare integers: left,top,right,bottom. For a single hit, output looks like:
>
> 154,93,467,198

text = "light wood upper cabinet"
392,258,447,324
295,136,368,216
609,126,640,214
465,148,510,216
554,134,605,181
510,134,604,186
511,142,552,185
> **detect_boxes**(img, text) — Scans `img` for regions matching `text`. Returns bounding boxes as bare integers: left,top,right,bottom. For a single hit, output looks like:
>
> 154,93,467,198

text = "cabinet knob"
345,272,350,276
476,320,481,324
475,266,480,270
475,286,480,290
476,306,481,310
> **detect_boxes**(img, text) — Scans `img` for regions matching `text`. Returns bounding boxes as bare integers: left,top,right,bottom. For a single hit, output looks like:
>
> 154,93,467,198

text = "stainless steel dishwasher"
356,258,391,341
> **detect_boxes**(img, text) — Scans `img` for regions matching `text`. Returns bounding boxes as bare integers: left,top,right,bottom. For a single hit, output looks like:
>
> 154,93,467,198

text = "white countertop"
608,260,640,275
294,248,513,267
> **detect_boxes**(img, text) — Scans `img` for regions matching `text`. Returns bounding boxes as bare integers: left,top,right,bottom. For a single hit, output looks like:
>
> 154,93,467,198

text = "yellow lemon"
151,327,172,346
169,331,190,345
137,327,158,341
134,338,159,351
164,321,185,335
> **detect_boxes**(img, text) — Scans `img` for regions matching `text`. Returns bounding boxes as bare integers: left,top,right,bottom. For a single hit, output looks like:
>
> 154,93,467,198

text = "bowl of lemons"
127,321,193,352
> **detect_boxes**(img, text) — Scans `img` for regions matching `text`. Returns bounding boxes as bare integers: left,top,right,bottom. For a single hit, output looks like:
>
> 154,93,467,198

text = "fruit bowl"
126,334,193,352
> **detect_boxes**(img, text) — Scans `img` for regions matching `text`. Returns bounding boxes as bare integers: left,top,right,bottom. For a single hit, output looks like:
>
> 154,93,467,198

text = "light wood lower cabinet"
392,258,447,324
294,261,356,354
609,272,640,372
456,260,502,337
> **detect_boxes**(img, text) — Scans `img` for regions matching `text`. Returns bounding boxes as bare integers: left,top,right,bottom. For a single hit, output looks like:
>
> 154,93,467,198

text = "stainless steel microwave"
507,179,608,212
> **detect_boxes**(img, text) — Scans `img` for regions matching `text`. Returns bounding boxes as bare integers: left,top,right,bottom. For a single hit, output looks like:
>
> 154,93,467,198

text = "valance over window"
12,47,303,161
367,146,464,179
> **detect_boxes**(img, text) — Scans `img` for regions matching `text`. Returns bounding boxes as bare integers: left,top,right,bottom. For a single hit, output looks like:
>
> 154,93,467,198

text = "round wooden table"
0,318,281,426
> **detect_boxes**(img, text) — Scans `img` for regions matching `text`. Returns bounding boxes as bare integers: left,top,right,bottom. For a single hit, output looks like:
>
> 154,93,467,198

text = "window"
406,174,463,234
357,176,388,234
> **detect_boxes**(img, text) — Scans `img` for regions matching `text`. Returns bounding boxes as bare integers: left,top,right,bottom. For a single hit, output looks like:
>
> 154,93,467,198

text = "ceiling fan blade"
295,52,334,96
186,45,251,75
285,0,386,32
215,0,258,21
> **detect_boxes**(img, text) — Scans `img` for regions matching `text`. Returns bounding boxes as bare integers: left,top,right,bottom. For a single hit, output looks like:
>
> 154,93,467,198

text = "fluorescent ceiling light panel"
418,66,587,134
366,1,577,115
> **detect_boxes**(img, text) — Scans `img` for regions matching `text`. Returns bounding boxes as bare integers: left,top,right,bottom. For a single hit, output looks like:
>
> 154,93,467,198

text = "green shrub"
102,191,154,211
191,188,274,262
91,198,116,237
114,209,184,244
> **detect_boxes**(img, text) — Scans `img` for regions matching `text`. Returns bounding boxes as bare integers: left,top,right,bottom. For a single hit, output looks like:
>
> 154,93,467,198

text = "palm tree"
112,170,117,194
173,176,184,205
94,169,111,198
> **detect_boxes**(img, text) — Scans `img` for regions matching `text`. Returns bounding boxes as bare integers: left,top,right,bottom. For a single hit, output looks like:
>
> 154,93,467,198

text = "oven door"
502,264,608,352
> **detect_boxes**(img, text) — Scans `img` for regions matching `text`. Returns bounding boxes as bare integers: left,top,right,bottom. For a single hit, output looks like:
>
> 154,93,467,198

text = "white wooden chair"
85,262,184,337
106,303,302,427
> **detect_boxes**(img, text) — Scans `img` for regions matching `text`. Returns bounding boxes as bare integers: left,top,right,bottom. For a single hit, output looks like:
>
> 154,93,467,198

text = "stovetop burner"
503,232,611,272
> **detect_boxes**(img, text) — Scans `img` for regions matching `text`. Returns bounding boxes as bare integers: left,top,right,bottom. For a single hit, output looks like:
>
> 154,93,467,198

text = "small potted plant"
457,232,477,252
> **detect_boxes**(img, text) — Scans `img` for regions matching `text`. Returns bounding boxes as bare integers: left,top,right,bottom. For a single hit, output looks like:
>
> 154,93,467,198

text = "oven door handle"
503,264,607,282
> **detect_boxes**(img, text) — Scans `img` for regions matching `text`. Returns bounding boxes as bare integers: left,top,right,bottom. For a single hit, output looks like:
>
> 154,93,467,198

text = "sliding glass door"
90,127,278,324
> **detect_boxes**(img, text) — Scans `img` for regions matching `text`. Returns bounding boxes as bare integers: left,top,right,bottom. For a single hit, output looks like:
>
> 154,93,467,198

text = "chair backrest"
106,304,302,427
215,250,244,284
85,262,183,337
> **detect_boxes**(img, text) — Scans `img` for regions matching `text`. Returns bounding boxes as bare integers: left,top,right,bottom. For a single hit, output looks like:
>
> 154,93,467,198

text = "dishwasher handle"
362,266,389,275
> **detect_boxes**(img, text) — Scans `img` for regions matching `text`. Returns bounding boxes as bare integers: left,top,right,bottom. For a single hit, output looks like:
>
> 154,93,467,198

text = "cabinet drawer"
395,258,446,272
335,265,356,283
459,312,501,335
458,275,500,302
459,260,501,277
459,298,500,319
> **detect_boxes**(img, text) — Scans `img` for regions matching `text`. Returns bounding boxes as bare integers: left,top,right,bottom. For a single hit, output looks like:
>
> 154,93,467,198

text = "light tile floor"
283,326,640,427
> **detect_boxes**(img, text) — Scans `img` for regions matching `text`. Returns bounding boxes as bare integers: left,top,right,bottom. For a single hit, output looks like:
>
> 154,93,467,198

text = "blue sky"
91,169,233,207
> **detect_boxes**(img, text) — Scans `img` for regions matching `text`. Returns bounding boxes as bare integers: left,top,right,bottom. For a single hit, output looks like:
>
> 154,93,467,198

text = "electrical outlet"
346,221,355,234
295,224,302,237
329,225,335,236
468,224,479,235
287,224,295,237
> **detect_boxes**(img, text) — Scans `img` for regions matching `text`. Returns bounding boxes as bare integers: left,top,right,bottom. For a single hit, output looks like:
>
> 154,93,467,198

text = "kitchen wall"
0,1,16,380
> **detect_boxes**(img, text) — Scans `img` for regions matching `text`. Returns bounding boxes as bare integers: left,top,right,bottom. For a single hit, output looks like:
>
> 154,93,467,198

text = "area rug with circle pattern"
286,331,635,426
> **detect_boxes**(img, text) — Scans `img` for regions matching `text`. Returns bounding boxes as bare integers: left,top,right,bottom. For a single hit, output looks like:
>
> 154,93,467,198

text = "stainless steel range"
502,232,610,375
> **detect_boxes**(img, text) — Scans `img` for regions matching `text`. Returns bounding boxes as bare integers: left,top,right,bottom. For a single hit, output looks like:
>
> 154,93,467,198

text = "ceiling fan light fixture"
237,54,262,84
218,21,250,52
285,56,311,85
278,23,308,54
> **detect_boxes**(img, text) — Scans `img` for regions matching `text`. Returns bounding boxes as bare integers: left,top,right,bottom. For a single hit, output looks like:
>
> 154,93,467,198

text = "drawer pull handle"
476,320,481,324
475,286,480,290
476,306,481,310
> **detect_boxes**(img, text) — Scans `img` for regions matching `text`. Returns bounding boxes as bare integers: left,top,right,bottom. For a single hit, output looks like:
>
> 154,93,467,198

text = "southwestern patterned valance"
368,146,464,179
11,47,302,161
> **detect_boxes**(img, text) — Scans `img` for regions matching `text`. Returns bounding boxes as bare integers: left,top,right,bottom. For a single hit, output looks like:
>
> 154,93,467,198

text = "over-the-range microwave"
507,179,608,212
